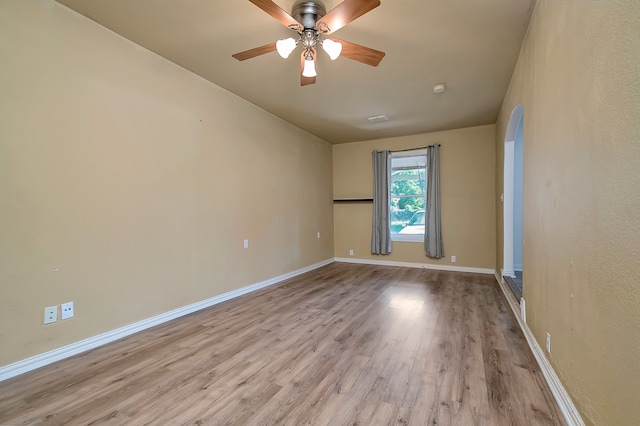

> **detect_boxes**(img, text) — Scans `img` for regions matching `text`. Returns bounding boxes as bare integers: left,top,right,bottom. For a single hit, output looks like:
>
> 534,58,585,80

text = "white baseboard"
0,258,335,383
335,257,495,275
494,273,584,426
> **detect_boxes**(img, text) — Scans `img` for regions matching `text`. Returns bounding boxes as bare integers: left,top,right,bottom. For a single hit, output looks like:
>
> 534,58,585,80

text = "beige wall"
0,0,333,367
495,2,640,424
333,125,496,269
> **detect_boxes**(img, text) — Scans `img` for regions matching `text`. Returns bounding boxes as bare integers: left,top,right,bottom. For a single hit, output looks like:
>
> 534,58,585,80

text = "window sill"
391,234,425,243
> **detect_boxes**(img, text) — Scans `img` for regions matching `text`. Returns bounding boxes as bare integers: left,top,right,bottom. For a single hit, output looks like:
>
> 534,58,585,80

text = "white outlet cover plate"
61,301,74,319
44,306,58,324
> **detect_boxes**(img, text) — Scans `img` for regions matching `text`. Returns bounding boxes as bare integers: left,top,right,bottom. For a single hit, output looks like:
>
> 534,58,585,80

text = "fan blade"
249,0,302,31
316,0,380,34
232,43,277,61
330,38,385,66
300,49,317,86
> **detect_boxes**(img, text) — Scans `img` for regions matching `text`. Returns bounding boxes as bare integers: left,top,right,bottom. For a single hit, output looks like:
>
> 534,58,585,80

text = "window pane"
391,169,425,196
391,154,427,169
390,153,427,239
390,197,426,234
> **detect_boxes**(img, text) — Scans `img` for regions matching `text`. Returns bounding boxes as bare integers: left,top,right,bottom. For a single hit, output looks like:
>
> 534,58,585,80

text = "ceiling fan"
232,0,385,86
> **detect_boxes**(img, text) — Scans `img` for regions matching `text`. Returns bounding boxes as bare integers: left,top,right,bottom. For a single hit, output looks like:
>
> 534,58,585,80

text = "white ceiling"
56,0,535,144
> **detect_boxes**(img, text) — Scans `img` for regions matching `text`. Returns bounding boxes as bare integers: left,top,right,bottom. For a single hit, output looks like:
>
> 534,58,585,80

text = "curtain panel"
371,150,392,255
424,145,444,258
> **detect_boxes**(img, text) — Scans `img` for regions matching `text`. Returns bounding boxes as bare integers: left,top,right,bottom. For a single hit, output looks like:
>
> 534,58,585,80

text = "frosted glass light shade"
276,38,297,58
302,57,317,77
322,39,342,60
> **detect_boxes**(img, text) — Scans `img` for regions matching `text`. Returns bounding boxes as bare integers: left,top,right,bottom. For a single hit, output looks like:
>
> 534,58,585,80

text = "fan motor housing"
292,1,326,29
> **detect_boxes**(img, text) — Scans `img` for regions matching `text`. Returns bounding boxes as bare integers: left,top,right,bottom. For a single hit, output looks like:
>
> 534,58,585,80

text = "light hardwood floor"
0,263,565,425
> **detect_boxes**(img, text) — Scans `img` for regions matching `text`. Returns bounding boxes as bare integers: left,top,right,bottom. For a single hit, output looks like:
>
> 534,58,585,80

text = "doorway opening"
503,105,524,301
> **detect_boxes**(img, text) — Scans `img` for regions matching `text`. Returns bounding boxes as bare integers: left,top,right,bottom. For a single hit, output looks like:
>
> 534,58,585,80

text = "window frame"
389,149,428,243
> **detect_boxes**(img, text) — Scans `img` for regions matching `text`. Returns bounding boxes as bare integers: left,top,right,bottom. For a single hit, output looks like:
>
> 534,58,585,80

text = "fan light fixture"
276,37,297,58
277,34,342,61
302,52,317,77
322,39,342,60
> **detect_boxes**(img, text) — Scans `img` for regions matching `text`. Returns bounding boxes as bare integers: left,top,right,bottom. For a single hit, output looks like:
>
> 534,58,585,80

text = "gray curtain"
371,150,392,255
425,145,444,258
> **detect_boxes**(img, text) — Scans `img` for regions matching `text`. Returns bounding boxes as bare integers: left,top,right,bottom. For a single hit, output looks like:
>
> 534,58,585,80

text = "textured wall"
495,2,640,424
0,1,333,366
333,125,496,269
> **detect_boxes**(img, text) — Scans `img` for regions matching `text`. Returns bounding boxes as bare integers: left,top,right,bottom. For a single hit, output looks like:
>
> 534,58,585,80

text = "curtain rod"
390,144,440,153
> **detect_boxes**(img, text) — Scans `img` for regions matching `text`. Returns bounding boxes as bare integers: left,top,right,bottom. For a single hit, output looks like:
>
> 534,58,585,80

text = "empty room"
1,0,638,425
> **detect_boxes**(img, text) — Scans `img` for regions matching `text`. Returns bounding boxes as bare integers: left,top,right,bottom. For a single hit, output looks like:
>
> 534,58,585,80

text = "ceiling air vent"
366,114,389,123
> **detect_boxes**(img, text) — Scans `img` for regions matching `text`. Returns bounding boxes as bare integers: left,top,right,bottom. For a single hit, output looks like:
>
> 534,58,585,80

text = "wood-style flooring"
0,263,565,425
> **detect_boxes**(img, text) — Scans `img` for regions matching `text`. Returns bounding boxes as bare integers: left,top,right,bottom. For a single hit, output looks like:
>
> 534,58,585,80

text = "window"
390,151,427,242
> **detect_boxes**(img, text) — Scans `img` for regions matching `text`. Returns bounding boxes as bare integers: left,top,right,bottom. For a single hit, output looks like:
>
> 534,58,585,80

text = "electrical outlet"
546,332,551,353
44,306,58,324
451,255,456,263
349,249,354,256
61,301,74,320
243,239,249,249
317,232,320,239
